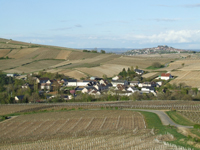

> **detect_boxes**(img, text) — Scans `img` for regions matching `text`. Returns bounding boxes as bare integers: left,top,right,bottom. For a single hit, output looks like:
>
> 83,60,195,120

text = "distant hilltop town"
123,45,192,55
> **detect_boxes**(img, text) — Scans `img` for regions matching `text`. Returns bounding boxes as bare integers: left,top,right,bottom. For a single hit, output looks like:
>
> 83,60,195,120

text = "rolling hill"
1,38,199,85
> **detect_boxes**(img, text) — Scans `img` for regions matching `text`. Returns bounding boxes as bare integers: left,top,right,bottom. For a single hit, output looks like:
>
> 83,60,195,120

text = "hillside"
1,38,200,85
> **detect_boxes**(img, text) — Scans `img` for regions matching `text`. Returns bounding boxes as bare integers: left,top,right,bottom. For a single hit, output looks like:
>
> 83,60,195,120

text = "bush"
194,124,200,129
152,62,162,68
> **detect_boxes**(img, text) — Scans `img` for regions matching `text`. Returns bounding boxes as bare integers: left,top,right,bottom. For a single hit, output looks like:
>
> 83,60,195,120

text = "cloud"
51,27,72,31
139,18,180,22
75,24,82,27
153,18,181,22
183,3,200,8
122,30,200,44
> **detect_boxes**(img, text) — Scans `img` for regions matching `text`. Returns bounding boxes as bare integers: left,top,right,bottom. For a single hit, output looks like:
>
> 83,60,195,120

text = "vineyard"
0,110,145,144
0,109,192,150
0,101,199,149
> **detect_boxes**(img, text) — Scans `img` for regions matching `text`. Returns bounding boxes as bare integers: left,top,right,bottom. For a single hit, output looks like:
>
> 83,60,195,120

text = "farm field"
142,72,160,79
5,60,64,73
55,50,71,59
104,56,174,69
0,49,11,57
170,71,200,88
0,110,146,144
76,64,130,77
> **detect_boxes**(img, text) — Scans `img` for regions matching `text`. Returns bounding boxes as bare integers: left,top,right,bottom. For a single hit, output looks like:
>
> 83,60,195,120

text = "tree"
152,62,162,68
182,63,185,67
100,50,106,54
103,74,107,79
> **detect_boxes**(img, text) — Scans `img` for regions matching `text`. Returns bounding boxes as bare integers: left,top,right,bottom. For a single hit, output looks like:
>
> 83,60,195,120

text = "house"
94,84,108,91
15,95,24,101
36,77,49,84
90,76,102,80
111,80,128,87
115,84,127,91
22,83,30,89
141,87,157,96
160,73,172,80
67,79,77,86
60,79,68,86
60,95,69,100
88,89,101,96
138,82,157,88
99,79,112,86
7,73,18,77
112,76,119,81
135,69,144,75
77,80,91,86
127,87,139,93
82,86,96,93
129,81,139,86
41,83,51,90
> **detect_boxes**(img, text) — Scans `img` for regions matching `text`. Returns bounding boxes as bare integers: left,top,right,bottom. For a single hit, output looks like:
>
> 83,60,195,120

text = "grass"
166,111,195,126
146,65,165,70
139,111,198,149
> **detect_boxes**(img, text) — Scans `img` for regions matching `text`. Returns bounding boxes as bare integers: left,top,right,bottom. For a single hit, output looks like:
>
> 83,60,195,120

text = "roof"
112,80,127,83
68,79,77,82
142,87,155,90
161,73,171,77
16,95,24,100
128,87,139,90
135,69,143,73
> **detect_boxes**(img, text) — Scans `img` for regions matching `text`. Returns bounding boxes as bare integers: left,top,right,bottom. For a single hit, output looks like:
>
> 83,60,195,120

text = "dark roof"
142,87,155,90
68,79,77,82
16,95,24,100
84,86,96,90
112,80,127,83
62,79,68,82
129,87,139,90
135,69,143,73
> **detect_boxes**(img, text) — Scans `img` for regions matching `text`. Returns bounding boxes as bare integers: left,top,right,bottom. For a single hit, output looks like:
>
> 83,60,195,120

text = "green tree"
152,62,162,68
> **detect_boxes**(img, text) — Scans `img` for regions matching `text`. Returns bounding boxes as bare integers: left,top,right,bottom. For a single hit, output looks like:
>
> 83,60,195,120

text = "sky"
0,0,200,49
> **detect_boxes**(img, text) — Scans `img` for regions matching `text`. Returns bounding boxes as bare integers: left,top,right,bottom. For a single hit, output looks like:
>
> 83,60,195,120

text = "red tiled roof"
161,73,171,77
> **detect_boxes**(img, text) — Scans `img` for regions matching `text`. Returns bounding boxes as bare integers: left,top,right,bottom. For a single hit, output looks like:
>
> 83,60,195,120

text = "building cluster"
11,71,173,102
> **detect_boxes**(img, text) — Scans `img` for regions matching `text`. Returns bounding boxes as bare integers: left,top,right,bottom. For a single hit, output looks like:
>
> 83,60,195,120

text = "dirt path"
130,109,193,128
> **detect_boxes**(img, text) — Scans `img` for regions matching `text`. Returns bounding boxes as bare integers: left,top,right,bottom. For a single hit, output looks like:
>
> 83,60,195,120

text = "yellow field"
76,64,129,77
60,69,87,79
6,48,39,59
142,72,160,78
104,56,173,69
170,71,200,88
0,49,10,57
55,50,71,59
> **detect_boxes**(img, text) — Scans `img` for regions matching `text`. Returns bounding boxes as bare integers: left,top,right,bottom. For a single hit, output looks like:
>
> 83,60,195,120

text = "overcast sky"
1,0,200,49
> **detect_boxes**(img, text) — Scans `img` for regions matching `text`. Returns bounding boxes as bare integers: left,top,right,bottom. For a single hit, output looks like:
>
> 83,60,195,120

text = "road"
131,109,193,128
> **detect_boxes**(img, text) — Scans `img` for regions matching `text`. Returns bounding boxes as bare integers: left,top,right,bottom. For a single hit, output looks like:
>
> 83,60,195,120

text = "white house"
112,76,119,81
135,69,144,75
141,87,157,96
160,73,172,80
77,80,90,86
129,81,139,86
67,79,77,86
127,87,139,93
111,80,128,87
138,82,156,88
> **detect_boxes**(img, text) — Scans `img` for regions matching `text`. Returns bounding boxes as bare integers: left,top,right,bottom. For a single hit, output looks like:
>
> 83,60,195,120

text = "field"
0,110,146,144
170,71,200,88
0,103,196,150
76,64,130,77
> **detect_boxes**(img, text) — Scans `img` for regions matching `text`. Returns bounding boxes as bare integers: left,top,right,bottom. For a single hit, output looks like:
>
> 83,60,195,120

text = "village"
10,69,173,103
